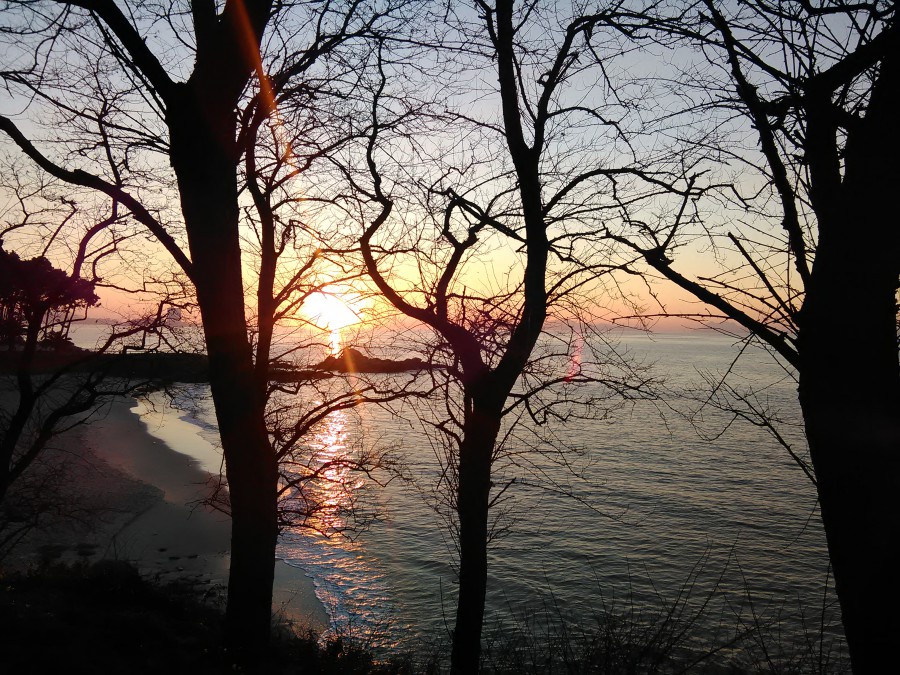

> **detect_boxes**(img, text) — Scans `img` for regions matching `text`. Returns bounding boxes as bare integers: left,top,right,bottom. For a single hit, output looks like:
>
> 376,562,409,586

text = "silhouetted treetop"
0,247,99,347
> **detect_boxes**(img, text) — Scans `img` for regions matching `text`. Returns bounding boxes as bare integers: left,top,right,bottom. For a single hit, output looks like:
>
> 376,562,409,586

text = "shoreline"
3,394,329,632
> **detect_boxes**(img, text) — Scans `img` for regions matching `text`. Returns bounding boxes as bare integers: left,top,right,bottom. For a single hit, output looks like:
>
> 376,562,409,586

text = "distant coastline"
314,347,439,374
0,345,438,383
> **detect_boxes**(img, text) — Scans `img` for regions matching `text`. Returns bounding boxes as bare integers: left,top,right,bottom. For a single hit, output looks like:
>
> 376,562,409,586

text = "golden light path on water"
279,324,354,534
302,407,360,534
305,326,356,532
278,325,398,645
279,397,396,644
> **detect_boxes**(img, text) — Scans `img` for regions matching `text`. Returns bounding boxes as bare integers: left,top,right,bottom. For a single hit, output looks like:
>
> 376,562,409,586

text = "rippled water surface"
78,325,839,656
287,333,833,653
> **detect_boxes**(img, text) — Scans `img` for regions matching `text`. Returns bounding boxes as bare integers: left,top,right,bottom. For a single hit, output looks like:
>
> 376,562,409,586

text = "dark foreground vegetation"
0,560,846,674
0,560,414,675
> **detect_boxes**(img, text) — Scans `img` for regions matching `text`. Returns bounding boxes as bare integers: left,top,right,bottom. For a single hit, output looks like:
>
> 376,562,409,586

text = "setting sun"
302,291,360,331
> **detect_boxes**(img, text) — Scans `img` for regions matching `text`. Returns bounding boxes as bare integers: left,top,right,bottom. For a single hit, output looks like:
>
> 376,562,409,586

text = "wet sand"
2,394,328,632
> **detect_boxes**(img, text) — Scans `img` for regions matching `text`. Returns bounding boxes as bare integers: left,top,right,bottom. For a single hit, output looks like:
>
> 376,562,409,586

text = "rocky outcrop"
314,347,434,373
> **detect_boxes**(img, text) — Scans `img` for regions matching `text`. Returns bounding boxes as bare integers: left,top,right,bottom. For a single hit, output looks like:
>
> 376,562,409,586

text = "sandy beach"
2,394,329,632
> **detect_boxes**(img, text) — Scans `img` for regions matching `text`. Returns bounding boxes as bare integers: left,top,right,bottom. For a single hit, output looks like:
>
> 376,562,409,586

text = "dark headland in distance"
0,345,439,383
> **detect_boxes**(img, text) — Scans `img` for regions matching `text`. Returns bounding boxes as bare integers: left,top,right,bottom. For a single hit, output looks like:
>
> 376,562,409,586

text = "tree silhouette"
0,246,100,510
606,2,899,669
0,190,175,555
1,0,410,661
348,3,664,669
0,248,99,350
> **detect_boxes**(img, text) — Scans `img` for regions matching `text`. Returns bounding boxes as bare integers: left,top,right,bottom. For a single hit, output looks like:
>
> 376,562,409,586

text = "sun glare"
303,291,360,331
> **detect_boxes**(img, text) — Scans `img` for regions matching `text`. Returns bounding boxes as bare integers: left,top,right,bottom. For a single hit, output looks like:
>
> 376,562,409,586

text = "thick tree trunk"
799,42,899,668
200,291,278,660
799,197,900,671
450,402,502,674
169,92,278,661
799,285,900,672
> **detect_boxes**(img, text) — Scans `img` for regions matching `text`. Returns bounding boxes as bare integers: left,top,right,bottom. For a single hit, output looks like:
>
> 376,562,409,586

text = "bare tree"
0,182,179,555
0,0,411,661
605,2,899,669
337,2,674,669
232,69,434,539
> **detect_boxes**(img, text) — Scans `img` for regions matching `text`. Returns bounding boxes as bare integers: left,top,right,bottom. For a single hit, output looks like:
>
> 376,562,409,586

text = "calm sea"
72,325,842,660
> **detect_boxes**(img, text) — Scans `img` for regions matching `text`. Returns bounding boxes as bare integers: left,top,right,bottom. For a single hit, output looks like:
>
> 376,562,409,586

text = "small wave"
279,531,399,648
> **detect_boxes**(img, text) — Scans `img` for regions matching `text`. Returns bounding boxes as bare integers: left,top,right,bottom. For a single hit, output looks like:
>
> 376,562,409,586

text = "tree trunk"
800,264,900,674
799,171,900,671
450,401,502,674
169,92,278,662
799,40,899,669
799,279,900,672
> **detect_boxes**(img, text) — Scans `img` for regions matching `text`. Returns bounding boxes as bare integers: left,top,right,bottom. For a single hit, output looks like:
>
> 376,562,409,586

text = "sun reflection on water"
329,327,341,357
302,407,363,535
279,405,397,647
